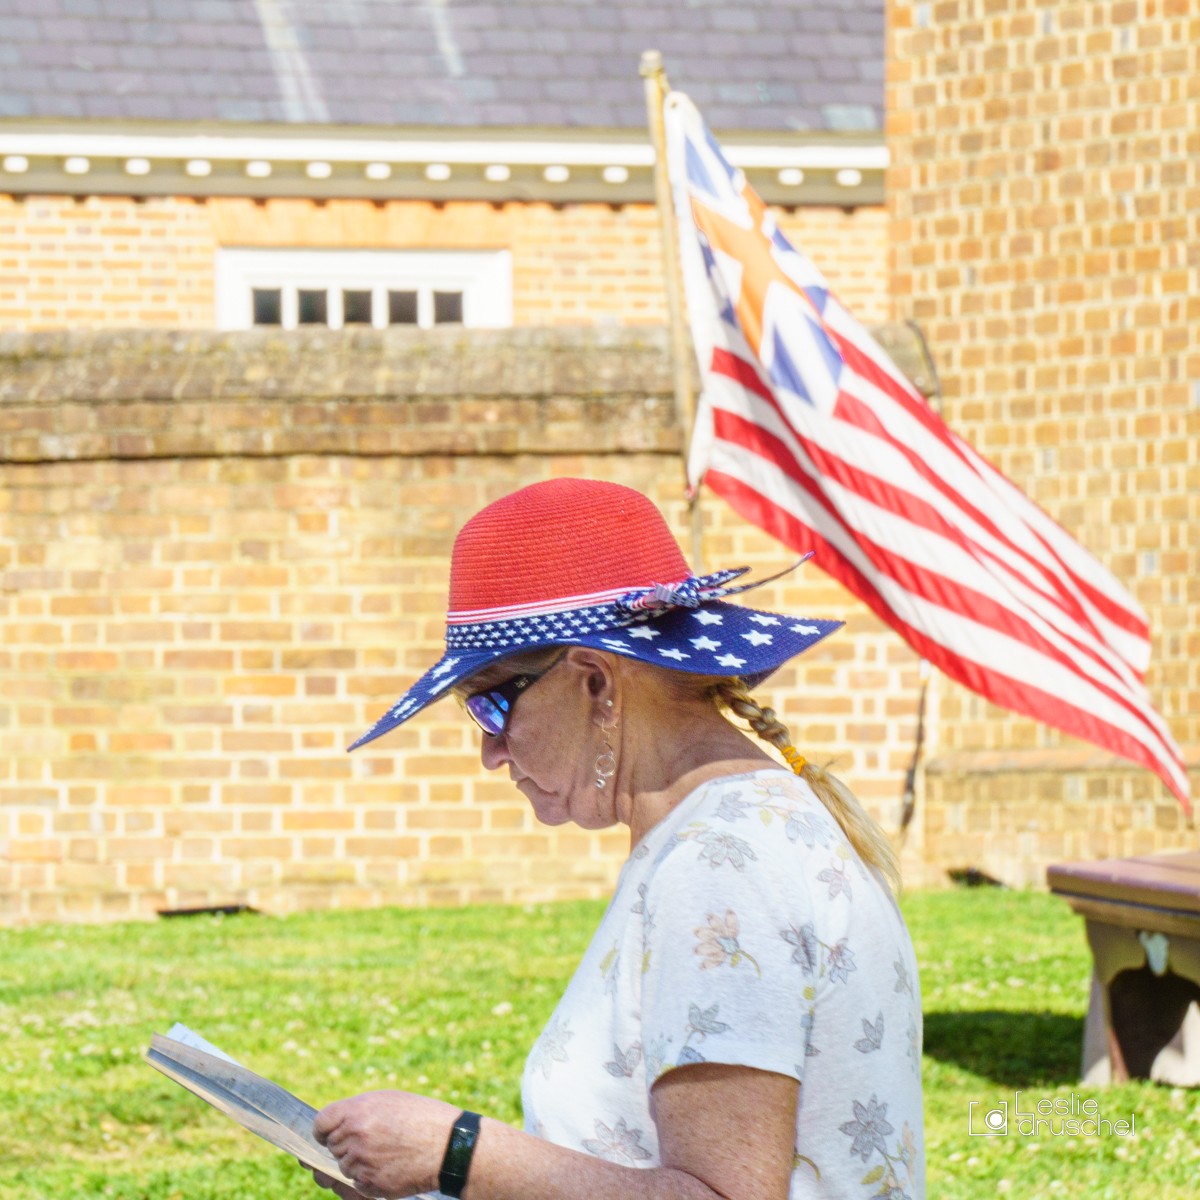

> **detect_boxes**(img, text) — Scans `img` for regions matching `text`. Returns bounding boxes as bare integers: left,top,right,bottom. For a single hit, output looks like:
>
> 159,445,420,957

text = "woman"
310,478,925,1200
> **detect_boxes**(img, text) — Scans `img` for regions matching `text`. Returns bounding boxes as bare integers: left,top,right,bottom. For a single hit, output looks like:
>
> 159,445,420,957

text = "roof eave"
0,119,886,208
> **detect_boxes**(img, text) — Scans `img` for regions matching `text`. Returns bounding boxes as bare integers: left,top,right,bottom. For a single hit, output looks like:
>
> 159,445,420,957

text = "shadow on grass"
923,1010,1083,1087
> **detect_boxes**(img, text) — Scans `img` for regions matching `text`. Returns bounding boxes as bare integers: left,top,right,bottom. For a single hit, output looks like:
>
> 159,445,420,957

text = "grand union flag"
663,93,1189,808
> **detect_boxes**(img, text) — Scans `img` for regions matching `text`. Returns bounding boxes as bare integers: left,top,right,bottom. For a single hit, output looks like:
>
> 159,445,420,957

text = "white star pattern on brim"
348,599,844,752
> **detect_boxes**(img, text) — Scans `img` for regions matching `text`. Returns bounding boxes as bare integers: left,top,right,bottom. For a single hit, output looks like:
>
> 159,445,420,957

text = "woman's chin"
519,786,571,827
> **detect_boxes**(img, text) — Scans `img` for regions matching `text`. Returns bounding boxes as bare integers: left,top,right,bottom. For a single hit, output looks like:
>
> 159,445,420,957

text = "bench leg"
1081,970,1111,1085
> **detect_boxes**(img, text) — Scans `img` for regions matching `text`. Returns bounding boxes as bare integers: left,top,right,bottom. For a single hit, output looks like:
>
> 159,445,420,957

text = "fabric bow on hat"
616,554,812,618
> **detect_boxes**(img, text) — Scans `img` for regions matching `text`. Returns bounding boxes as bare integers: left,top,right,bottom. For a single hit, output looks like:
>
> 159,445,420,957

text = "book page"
147,1030,443,1199
146,1033,356,1187
164,1022,243,1066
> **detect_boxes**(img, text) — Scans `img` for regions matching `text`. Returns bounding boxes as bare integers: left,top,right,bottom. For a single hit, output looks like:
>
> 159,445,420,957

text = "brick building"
0,0,1196,921
887,0,1199,876
0,1,890,329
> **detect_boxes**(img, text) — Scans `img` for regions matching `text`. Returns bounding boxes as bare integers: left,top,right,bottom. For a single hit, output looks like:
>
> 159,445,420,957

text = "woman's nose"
479,731,510,770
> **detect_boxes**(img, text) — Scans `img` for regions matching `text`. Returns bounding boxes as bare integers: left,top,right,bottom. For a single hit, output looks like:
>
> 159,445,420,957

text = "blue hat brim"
348,601,842,750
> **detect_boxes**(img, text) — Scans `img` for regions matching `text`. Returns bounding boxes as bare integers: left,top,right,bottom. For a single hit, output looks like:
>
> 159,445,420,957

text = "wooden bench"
1047,851,1200,1086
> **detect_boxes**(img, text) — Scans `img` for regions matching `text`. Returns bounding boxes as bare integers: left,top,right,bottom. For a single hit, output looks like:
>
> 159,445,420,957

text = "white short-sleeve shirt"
522,769,926,1199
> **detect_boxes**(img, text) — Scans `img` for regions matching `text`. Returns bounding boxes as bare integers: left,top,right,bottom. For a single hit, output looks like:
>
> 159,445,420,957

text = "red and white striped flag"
663,93,1189,809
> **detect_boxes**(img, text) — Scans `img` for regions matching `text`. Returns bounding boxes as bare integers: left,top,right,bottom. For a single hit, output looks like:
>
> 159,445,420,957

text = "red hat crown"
448,479,690,616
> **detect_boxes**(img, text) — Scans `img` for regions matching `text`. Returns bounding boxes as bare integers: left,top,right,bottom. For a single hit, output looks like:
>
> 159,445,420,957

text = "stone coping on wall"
0,327,690,463
926,747,1200,777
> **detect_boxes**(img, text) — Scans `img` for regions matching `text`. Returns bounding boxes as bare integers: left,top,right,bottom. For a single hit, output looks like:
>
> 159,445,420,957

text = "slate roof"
0,0,883,134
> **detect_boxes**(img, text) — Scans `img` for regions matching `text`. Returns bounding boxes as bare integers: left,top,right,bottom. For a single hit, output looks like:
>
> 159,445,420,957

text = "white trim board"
0,131,888,171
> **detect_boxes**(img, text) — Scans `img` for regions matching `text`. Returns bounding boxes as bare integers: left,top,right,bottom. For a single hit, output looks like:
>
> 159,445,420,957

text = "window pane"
388,290,418,325
252,288,282,325
434,291,463,324
343,290,372,324
298,289,328,325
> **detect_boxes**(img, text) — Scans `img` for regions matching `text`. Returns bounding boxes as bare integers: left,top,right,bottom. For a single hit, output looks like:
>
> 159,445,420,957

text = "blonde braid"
716,681,902,894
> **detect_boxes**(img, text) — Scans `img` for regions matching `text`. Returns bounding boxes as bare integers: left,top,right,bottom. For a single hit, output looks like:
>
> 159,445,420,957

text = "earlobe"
592,697,615,728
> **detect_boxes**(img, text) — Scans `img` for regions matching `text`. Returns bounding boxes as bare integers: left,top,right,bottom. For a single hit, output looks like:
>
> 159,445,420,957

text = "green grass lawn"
1,890,1197,1199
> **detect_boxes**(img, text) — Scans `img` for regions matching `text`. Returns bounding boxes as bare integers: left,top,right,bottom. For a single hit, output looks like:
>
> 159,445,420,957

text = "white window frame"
214,248,513,330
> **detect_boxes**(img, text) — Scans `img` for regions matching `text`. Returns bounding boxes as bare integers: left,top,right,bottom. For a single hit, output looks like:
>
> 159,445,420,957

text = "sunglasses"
464,651,568,737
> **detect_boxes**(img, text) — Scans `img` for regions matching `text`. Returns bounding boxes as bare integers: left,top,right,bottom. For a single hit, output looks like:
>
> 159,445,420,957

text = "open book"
145,1024,357,1186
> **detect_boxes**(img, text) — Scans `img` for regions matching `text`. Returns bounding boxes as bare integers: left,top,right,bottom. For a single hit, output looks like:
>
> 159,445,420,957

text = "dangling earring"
595,700,617,790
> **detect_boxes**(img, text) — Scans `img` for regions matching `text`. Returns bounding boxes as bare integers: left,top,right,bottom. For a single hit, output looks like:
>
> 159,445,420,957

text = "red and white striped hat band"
446,585,650,627
348,479,840,750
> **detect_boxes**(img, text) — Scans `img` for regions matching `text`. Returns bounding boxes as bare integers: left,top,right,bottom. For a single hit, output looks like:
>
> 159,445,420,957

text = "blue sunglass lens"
466,694,507,736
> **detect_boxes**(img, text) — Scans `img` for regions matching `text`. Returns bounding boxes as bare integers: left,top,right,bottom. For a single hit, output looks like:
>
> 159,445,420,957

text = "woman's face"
475,648,618,829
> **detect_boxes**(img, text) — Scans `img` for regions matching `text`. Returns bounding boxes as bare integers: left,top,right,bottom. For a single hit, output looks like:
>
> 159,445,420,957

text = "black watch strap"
438,1109,482,1199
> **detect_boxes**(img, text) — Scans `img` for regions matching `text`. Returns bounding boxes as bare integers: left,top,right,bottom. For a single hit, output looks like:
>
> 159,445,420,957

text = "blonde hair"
707,678,901,893
455,648,901,893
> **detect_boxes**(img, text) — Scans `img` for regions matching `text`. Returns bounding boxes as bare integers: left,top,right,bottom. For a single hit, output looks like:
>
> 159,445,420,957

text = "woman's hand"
309,1089,460,1200
306,1166,369,1200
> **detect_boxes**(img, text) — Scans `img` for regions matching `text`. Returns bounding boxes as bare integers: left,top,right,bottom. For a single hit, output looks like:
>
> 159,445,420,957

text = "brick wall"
0,194,216,330
887,0,1199,882
0,329,924,921
0,195,890,331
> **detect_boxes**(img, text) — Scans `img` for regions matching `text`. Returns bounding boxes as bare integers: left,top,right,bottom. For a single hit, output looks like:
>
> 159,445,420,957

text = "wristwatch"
437,1109,482,1198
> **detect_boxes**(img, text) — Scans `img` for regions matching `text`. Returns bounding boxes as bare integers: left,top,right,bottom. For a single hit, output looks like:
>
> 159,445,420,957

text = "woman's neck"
614,703,778,848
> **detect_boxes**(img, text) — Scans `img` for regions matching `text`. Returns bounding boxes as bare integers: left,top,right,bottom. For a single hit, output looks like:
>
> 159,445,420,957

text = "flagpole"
897,658,931,846
639,48,704,572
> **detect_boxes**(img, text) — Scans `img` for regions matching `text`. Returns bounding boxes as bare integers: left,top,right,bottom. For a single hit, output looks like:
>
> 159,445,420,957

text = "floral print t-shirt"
521,769,925,1199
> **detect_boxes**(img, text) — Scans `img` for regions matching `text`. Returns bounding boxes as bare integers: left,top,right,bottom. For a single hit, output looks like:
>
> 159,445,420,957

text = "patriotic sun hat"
348,478,843,750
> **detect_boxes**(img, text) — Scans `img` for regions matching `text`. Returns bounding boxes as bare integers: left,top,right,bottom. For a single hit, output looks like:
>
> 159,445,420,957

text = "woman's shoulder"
693,768,844,853
638,768,845,884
